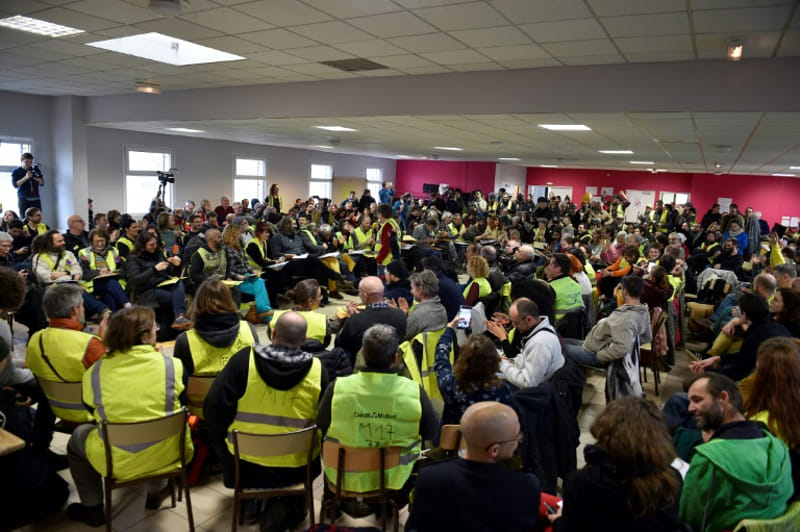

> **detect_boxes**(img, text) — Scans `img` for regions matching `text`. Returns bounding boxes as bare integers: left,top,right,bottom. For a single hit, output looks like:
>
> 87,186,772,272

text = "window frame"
309,161,333,200
365,167,383,199
124,145,175,214
659,191,691,206
0,139,33,216
233,154,267,205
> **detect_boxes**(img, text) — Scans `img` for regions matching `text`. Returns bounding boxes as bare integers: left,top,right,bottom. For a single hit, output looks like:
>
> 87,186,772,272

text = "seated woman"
463,255,492,306
598,245,639,299
434,317,514,427
269,279,330,347
772,287,800,338
221,224,272,323
245,221,285,305
78,228,130,312
548,397,683,531
126,231,192,330
641,265,674,312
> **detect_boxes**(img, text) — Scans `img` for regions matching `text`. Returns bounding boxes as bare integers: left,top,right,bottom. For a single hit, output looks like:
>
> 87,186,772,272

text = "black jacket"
335,307,407,366
126,250,181,308
714,319,792,381
507,259,537,283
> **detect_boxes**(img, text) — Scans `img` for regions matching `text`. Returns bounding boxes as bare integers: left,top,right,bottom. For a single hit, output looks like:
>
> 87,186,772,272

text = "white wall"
86,127,396,216
494,163,527,197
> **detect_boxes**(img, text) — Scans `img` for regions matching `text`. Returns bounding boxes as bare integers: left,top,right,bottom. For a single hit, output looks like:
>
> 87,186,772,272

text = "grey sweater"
404,296,448,341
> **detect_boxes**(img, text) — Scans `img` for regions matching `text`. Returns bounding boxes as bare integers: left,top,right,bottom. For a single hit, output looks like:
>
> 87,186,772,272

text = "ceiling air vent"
320,58,387,72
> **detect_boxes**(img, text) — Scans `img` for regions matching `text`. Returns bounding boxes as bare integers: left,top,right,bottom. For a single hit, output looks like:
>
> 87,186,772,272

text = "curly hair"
466,255,489,279
590,397,680,518
453,334,501,393
774,287,800,326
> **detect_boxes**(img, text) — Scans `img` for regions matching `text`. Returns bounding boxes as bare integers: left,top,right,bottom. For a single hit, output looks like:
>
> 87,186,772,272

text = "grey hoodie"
582,303,652,363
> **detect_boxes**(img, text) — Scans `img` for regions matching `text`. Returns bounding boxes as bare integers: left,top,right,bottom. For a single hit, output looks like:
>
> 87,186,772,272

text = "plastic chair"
639,309,668,396
320,441,402,532
100,408,194,532
230,425,318,532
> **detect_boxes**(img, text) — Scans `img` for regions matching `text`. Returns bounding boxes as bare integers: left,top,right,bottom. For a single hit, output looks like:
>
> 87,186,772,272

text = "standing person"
374,204,400,279
266,184,282,214
379,181,394,205
11,152,44,215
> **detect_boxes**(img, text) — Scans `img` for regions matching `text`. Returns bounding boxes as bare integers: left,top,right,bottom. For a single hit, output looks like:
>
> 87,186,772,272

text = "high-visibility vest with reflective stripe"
23,222,47,237
78,247,120,292
246,240,268,273
186,323,254,376
271,309,326,344
349,226,372,251
300,229,318,247
374,218,400,266
462,277,491,301
226,352,321,467
26,327,97,423
196,246,227,280
550,276,583,320
116,237,134,259
584,262,597,287
325,372,421,492
667,275,683,303
413,328,450,403
82,345,193,480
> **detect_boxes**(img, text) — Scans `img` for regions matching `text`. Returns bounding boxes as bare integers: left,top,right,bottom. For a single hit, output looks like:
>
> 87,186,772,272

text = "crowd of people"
2,150,800,531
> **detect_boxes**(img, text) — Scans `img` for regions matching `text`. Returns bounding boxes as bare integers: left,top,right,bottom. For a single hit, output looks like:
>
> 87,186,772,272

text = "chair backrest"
232,425,317,462
556,306,586,340
186,375,216,418
37,378,83,403
439,424,461,452
322,441,401,474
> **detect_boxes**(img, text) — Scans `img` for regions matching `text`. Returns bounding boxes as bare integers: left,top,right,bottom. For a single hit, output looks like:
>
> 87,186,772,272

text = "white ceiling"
2,0,800,175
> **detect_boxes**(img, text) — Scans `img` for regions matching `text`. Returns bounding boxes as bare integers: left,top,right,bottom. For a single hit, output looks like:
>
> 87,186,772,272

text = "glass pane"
235,158,265,177
308,180,331,199
310,164,332,181
0,171,20,216
367,182,381,198
0,142,31,166
234,178,266,204
366,168,382,182
128,150,171,172
126,175,172,213
675,193,689,205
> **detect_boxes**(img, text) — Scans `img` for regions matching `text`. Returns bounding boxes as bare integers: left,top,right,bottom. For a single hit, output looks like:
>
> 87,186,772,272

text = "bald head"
358,276,385,304
461,402,521,463
272,311,307,348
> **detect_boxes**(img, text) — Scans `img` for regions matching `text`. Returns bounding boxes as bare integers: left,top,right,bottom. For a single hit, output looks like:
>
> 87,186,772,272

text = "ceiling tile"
230,49,304,65
0,0,50,15
301,0,402,19
496,57,561,68
31,7,119,31
282,45,354,61
239,28,318,49
448,26,531,48
520,18,606,43
777,30,800,56
388,32,466,53
478,43,550,61
448,61,502,72
693,6,794,33
602,12,690,38
374,54,437,68
394,0,468,9
133,18,224,40
615,35,692,54
490,0,593,24
32,39,101,57
397,64,452,74
66,0,159,24
233,0,332,27
420,48,491,65
624,51,695,63
290,20,374,44
194,35,265,55
413,3,507,31
692,0,794,9
542,38,617,57
0,27,43,49
347,11,439,38
560,53,624,65
282,62,348,75
588,0,685,17
334,39,408,57
181,7,274,33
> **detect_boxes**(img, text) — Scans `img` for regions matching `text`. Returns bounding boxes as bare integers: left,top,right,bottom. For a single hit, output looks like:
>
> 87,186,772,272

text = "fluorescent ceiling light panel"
166,127,205,133
0,15,84,37
87,32,244,66
314,126,358,132
629,161,654,165
498,157,521,161
600,150,634,154
773,173,795,177
540,164,559,168
395,155,410,158
313,145,334,149
538,124,591,131
434,146,463,151
790,166,800,170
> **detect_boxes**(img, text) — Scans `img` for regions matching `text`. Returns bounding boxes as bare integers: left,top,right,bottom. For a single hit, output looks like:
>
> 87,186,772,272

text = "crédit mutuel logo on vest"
353,411,398,419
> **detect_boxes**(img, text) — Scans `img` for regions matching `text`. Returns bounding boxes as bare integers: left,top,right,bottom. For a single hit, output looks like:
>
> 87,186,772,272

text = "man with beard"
680,373,792,532
713,237,744,278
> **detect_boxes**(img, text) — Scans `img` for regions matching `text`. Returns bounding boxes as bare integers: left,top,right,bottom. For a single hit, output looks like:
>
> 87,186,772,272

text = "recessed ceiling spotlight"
629,161,654,165
136,80,161,94
599,150,634,155
538,124,591,131
714,162,722,169
0,15,84,37
434,146,463,151
727,39,743,61
315,126,358,132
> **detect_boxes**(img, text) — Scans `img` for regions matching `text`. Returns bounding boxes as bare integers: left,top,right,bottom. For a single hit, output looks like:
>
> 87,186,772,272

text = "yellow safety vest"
271,310,327,344
550,276,583,320
374,218,400,266
186,324,254,377
116,237,134,260
23,222,47,237
78,247,120,292
26,327,97,423
401,328,451,404
226,351,321,467
325,372,421,492
462,277,491,301
300,229,318,247
82,345,194,480
196,246,227,280
246,240,268,273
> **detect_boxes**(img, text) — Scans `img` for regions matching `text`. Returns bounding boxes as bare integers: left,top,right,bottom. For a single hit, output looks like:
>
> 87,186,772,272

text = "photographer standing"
12,152,44,215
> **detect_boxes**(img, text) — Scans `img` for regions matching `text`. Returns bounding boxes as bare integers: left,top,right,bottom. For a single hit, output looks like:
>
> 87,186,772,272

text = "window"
309,163,332,199
234,156,266,204
366,167,382,198
125,148,173,213
0,140,32,216
660,191,690,206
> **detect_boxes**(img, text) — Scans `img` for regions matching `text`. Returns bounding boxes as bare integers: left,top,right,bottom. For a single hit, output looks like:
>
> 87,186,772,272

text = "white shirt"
500,316,564,389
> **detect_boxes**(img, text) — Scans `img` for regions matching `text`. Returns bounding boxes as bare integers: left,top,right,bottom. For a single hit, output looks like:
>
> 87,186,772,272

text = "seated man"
335,276,406,367
680,373,793,532
563,276,651,367
384,259,413,306
713,237,745,278
189,228,229,287
505,244,537,284
63,214,89,256
400,270,448,341
406,402,540,531
318,324,439,506
544,252,584,321
205,311,329,530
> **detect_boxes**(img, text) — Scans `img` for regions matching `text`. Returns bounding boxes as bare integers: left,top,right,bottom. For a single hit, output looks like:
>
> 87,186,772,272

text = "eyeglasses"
485,430,523,451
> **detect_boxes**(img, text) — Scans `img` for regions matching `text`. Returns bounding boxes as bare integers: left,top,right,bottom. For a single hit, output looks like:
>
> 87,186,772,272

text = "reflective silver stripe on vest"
233,412,314,428
398,452,418,466
48,398,85,410
91,359,106,421
163,355,175,413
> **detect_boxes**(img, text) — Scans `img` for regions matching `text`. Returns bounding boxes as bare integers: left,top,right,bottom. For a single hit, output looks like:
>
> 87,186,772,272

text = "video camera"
30,165,43,178
157,170,175,184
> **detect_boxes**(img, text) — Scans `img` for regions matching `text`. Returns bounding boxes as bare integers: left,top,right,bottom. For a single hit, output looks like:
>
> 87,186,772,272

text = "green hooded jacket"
679,428,792,532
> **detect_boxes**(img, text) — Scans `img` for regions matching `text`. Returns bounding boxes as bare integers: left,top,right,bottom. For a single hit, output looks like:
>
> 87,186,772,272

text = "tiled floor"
8,287,695,531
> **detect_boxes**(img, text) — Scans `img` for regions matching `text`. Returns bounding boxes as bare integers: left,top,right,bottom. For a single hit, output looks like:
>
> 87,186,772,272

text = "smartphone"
457,305,472,329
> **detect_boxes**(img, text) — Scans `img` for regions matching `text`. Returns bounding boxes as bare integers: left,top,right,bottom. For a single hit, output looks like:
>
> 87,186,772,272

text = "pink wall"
395,160,495,198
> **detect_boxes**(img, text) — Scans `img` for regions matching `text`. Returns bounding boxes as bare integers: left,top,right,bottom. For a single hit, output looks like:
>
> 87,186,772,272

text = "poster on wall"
718,197,732,213
601,187,614,197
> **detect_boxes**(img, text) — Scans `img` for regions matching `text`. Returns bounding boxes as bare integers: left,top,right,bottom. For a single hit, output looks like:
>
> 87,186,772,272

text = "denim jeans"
563,338,602,367
155,283,186,317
